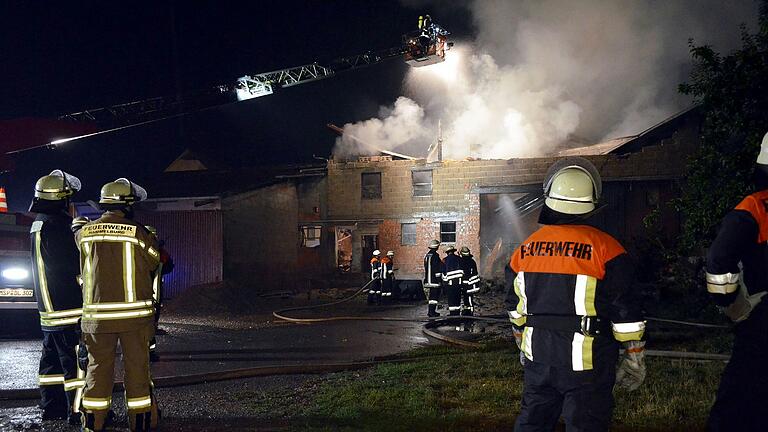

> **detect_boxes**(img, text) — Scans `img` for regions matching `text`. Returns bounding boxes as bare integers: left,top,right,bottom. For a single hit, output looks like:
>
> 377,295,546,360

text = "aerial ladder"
55,19,452,134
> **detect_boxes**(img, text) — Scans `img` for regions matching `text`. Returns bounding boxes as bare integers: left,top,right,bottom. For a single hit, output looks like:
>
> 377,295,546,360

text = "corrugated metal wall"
136,211,223,299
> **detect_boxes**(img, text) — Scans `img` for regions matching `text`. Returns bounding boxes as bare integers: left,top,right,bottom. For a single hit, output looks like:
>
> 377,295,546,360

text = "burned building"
323,107,700,281
132,107,700,296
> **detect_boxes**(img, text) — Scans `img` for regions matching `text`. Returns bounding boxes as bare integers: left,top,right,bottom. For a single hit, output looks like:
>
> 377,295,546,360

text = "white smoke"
333,97,433,157
334,0,758,159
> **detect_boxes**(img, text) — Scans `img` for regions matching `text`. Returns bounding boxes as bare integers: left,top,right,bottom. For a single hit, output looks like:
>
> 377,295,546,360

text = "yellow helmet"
543,157,601,215
99,178,147,205
33,170,81,201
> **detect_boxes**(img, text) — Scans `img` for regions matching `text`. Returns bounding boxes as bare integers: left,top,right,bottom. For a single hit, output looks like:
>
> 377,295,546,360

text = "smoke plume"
334,0,758,160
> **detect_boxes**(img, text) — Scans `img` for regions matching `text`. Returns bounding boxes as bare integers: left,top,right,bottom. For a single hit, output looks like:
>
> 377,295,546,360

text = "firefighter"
28,170,85,424
459,246,479,316
705,131,768,432
442,246,463,316
418,14,433,55
144,226,166,363
368,249,382,304
386,250,397,299
506,158,645,431
379,250,394,302
77,178,160,432
423,240,442,317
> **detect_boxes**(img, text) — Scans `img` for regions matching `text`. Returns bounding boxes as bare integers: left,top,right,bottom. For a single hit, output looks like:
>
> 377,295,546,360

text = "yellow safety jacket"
76,211,159,333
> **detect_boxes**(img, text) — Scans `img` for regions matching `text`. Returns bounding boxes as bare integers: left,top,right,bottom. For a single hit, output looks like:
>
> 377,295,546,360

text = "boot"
427,304,439,317
81,412,101,432
130,412,152,432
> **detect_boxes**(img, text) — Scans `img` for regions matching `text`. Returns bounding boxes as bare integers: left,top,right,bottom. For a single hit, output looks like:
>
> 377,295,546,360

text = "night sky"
0,1,474,211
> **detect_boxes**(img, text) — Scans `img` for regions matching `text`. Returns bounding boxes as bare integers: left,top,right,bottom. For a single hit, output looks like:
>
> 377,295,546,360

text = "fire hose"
0,280,732,401
273,278,732,354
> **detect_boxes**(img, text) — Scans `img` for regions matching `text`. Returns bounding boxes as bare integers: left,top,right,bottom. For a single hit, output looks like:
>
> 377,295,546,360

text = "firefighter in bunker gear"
77,178,160,432
506,157,645,431
705,131,768,432
368,250,382,304
29,170,85,424
424,240,442,317
442,246,463,316
459,246,479,316
145,226,162,362
380,251,395,302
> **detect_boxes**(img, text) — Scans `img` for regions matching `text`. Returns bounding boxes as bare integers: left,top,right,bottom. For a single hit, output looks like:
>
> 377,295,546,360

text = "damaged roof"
555,105,702,157
144,163,327,200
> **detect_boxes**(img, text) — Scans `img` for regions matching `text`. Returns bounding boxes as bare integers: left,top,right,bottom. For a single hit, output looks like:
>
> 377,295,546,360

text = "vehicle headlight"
2,267,30,281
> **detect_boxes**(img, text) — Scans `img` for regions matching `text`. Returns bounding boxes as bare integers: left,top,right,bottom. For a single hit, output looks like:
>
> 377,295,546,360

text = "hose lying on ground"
0,282,731,401
274,280,729,329
274,280,733,360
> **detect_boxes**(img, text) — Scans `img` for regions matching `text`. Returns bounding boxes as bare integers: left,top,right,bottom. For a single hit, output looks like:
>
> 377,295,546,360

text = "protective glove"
512,325,525,366
615,340,646,391
71,216,90,233
724,282,767,323
77,344,89,371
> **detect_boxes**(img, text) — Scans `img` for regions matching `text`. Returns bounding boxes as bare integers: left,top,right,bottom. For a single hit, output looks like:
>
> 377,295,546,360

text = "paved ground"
0,287,508,430
0,301,430,391
0,292,436,431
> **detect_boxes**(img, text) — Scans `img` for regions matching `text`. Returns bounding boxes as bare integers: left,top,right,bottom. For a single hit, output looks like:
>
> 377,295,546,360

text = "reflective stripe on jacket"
442,254,463,285
706,190,768,306
76,211,159,333
459,255,480,290
423,250,442,287
506,224,644,371
370,257,381,280
29,212,83,330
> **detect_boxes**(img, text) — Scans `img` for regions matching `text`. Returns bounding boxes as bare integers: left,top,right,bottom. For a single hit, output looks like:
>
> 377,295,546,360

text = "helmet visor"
49,169,82,193
115,178,148,202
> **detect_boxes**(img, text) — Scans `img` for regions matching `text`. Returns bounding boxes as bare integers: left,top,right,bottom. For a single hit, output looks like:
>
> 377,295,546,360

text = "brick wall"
325,136,694,279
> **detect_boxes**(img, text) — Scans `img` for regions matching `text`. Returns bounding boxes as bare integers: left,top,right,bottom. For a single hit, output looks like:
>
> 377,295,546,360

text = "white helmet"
372,250,381,257
757,132,768,165
543,157,601,215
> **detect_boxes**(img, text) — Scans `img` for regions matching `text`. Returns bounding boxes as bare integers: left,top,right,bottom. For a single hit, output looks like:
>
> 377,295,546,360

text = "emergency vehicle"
0,212,35,310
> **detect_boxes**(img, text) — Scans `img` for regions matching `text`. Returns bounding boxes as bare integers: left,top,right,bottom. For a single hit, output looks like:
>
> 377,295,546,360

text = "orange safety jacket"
506,223,645,371
706,190,768,306
370,257,381,280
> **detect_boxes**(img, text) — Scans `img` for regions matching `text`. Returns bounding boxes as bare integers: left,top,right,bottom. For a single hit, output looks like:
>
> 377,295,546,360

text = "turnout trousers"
38,329,84,418
427,286,442,316
368,279,382,304
446,280,462,316
515,360,615,432
707,304,768,432
81,323,159,432
461,283,475,316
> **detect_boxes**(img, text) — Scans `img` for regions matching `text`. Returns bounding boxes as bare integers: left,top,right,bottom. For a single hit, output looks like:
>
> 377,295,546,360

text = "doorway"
335,226,353,273
361,234,379,274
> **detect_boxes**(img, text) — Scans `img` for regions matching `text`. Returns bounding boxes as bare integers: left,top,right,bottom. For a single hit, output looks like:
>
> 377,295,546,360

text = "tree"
675,0,768,253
